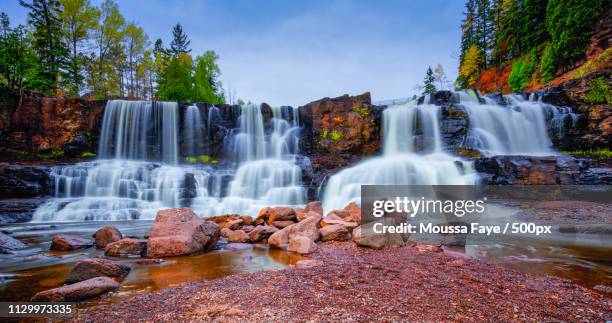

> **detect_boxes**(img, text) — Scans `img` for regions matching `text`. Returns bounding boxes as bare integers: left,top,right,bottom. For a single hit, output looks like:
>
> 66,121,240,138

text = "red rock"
93,226,122,249
271,220,295,229
268,213,321,249
320,217,358,231
241,225,255,233
295,259,323,269
147,208,220,258
415,243,443,253
352,226,386,250
304,201,323,217
268,207,295,223
220,228,232,238
227,230,249,243
287,236,317,254
248,225,279,242
105,238,147,257
65,258,130,284
294,208,307,221
30,277,120,302
50,234,93,251
344,202,362,224
254,207,271,225
326,209,353,222
320,224,351,242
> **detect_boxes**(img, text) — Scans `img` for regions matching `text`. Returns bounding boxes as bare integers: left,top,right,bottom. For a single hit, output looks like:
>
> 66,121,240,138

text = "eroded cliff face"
298,92,381,198
0,88,106,160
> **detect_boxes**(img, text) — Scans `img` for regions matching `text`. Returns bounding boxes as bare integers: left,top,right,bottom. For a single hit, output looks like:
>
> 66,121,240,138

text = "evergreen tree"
59,0,99,96
0,12,38,91
20,0,69,94
423,66,437,95
459,0,476,65
156,52,193,101
169,23,190,56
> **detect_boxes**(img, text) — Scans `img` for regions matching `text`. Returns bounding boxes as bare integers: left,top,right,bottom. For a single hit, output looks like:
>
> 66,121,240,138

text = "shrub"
582,77,611,105
508,53,537,92
81,152,96,157
37,149,64,160
540,44,556,83
330,130,342,141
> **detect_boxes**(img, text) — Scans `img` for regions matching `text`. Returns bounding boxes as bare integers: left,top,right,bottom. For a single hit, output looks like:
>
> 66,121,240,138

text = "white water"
33,101,306,222
322,100,478,213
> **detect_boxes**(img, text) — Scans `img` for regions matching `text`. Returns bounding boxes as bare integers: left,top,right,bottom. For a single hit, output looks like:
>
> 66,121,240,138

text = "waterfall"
322,101,478,213
183,105,207,157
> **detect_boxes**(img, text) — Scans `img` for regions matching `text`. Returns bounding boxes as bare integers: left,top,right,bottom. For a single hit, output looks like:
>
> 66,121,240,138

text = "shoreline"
72,241,611,322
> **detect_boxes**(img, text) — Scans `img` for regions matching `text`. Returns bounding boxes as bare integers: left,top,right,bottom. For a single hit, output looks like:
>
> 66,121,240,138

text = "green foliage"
539,43,556,82
561,148,612,158
321,130,328,139
508,53,537,92
352,105,369,118
184,154,218,165
184,156,196,164
156,53,193,102
192,51,224,104
80,151,96,157
0,13,39,91
582,77,611,105
330,129,342,141
37,149,64,159
423,66,436,94
546,0,604,64
572,48,612,80
169,23,190,56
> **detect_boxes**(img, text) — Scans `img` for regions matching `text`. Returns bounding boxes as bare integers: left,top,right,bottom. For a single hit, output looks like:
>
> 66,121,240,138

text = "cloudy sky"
3,0,465,106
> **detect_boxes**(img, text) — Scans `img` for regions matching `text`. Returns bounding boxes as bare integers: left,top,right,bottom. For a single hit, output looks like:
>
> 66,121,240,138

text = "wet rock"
0,165,52,198
0,232,27,253
268,213,321,249
65,258,130,284
50,234,93,251
343,202,361,224
0,198,46,224
271,220,295,229
225,243,253,251
287,236,317,254
93,226,122,249
304,201,323,217
320,224,351,242
105,238,147,257
268,207,296,223
147,208,220,257
248,225,278,242
30,277,120,302
295,259,323,269
227,230,249,243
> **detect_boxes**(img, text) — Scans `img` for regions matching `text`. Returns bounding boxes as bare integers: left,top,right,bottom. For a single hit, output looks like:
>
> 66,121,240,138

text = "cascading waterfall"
322,100,478,213
183,105,207,157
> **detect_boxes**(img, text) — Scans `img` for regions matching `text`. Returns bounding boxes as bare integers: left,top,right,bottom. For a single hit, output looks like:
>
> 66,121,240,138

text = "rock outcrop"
147,208,220,257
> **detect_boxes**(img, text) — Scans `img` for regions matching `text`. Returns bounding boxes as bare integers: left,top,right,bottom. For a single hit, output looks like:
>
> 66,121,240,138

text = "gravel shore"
73,242,611,322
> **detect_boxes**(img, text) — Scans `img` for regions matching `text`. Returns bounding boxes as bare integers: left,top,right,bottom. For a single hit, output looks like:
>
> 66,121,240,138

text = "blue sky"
3,0,465,106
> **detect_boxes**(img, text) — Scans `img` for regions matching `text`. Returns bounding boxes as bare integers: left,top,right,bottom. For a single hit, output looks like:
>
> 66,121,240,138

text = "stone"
268,214,321,249
254,207,271,225
225,243,253,251
227,230,249,243
415,243,443,253
93,226,122,249
294,208,307,221
344,202,362,224
304,201,323,217
65,258,130,284
320,224,351,242
271,220,295,229
147,208,220,258
0,232,27,253
224,219,243,230
248,225,279,242
287,236,317,254
351,226,385,250
105,238,147,257
295,259,323,269
320,217,358,231
241,225,255,233
220,228,232,238
50,234,93,251
30,277,120,302
268,207,295,223
326,209,353,222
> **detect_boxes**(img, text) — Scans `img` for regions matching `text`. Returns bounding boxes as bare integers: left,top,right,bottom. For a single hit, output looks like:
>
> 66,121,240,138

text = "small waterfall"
183,105,207,158
322,101,477,213
460,91,576,156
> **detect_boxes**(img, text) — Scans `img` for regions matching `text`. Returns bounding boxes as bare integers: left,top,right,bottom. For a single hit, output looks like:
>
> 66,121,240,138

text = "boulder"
268,207,295,223
271,220,295,229
30,277,120,302
344,202,362,224
268,213,321,249
65,258,130,284
352,223,406,249
227,230,249,243
220,227,232,238
295,259,323,269
294,208,307,221
204,214,244,229
287,236,317,254
241,225,255,233
93,226,122,249
50,234,93,251
248,225,278,242
326,209,353,222
147,208,220,258
0,232,27,253
304,201,323,217
254,207,271,225
105,238,147,257
320,224,351,242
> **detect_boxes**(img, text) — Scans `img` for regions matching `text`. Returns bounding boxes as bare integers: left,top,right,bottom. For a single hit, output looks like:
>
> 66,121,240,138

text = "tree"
169,23,190,57
124,22,148,97
433,64,449,90
90,0,125,98
193,50,224,104
423,66,437,95
546,0,604,65
156,52,193,101
0,12,38,91
20,0,69,94
59,0,99,95
459,44,482,87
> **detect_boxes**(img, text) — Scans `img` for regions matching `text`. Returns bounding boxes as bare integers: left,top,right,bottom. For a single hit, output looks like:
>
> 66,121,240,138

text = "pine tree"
459,0,476,65
20,0,69,94
170,23,190,56
423,66,437,95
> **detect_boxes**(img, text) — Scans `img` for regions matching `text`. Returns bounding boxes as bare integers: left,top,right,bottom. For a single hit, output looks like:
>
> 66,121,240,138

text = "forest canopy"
0,0,225,103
